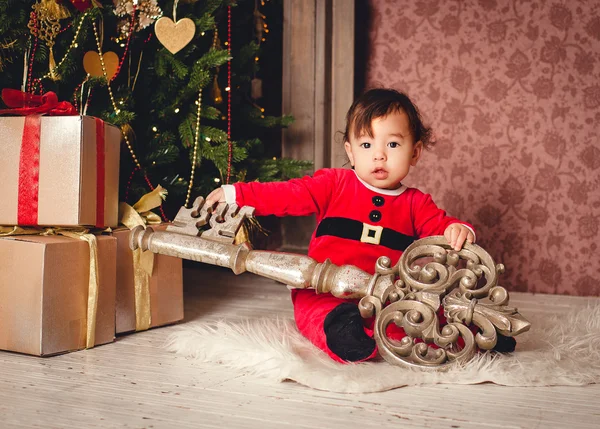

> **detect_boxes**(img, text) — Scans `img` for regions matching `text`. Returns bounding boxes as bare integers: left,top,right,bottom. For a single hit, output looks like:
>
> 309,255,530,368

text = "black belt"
315,217,415,251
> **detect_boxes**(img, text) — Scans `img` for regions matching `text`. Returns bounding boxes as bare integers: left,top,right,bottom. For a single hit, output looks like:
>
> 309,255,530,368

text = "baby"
206,88,484,363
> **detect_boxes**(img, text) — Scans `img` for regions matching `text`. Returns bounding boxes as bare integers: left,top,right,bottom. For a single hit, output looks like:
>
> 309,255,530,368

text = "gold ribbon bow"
0,226,99,349
118,185,167,332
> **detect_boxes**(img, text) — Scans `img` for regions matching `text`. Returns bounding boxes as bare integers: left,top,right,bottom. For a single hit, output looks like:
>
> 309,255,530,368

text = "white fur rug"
165,305,600,393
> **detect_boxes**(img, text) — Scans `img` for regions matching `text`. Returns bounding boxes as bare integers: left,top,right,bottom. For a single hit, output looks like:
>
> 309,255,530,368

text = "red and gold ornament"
28,0,71,80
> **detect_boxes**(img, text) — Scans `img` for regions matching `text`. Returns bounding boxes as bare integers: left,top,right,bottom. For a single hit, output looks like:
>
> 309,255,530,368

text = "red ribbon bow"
1,89,104,226
0,89,77,116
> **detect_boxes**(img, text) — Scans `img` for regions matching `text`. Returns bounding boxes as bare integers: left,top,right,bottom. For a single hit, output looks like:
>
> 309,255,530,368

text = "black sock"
323,303,376,362
493,334,517,353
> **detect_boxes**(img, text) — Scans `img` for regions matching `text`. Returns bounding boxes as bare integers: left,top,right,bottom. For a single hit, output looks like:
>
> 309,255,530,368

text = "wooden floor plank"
1,264,599,428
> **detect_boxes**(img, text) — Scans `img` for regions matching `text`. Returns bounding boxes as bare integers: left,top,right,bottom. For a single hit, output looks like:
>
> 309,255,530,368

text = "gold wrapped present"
114,226,184,334
114,187,183,334
0,234,116,356
0,115,120,227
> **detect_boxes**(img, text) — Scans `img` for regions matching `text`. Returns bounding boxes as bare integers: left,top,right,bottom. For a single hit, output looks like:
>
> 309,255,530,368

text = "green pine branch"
201,105,221,120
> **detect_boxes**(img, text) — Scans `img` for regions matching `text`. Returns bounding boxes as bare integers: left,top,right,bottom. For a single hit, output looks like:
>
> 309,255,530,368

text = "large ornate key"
130,197,531,369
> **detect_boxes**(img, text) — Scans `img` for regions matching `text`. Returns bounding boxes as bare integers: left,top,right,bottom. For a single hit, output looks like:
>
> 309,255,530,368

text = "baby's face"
344,110,422,190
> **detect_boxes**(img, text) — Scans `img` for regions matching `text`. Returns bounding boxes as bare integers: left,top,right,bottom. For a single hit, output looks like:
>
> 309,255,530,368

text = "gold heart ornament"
83,51,119,80
155,17,196,54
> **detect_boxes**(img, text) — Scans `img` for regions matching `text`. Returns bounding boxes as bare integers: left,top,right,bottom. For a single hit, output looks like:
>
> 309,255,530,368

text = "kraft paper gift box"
113,225,184,334
0,234,116,356
0,115,121,227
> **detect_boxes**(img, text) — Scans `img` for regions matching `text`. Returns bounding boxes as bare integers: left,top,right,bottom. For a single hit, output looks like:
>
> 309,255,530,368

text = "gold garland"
28,0,71,80
91,20,142,170
211,27,223,104
29,8,88,83
0,39,18,72
185,89,203,208
0,226,101,349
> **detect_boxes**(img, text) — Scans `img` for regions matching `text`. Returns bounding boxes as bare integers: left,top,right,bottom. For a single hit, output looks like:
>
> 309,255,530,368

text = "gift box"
114,225,184,334
0,234,116,356
0,115,121,227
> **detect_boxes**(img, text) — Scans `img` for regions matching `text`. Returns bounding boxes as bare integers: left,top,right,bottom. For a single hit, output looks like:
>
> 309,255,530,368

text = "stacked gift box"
0,90,184,356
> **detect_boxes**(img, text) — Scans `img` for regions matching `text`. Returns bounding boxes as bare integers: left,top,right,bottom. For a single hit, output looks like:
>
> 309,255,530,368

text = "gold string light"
34,11,88,82
0,39,18,72
91,23,120,112
253,0,266,44
250,0,265,107
91,20,142,170
185,88,203,208
211,27,223,104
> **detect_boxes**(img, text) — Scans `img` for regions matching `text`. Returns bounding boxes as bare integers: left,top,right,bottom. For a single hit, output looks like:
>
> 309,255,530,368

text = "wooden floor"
1,264,600,429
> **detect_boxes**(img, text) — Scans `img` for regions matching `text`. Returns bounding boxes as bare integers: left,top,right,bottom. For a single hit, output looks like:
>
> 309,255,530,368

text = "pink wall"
365,1,600,296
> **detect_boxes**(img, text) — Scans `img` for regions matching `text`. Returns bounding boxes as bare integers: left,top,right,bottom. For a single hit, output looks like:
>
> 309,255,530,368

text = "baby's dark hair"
343,88,434,148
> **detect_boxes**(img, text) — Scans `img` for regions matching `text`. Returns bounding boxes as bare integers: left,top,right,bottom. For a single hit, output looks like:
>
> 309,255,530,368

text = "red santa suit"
228,168,475,362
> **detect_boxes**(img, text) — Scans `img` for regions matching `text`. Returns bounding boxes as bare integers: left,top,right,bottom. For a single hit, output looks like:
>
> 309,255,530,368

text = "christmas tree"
0,0,311,220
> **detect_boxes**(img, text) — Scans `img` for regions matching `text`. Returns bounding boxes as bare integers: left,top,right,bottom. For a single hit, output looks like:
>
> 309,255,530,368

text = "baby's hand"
443,223,475,251
205,187,225,208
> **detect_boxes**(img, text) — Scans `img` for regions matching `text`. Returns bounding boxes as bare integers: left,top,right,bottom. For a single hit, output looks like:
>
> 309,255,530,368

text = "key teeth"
200,203,257,244
190,196,206,217
236,205,255,218
193,195,205,210
166,196,256,240
228,204,241,217
207,202,229,228
200,201,226,221
166,196,210,236
216,202,229,218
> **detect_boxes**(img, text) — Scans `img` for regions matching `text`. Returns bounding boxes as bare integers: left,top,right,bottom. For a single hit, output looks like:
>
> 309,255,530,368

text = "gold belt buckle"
360,223,383,245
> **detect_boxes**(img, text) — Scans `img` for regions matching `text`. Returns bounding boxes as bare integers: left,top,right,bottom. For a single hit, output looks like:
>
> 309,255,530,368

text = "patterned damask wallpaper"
364,0,600,295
